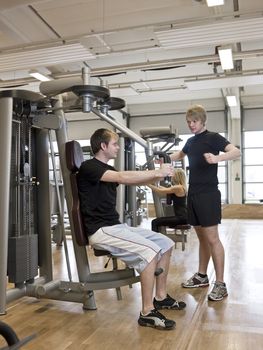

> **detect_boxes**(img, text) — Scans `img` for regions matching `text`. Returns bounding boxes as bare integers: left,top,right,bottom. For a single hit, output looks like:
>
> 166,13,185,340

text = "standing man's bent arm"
204,144,241,164
169,150,186,162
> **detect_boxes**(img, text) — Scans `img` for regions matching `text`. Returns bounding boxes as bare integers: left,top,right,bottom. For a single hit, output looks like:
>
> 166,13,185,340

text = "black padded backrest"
66,140,84,172
65,140,88,246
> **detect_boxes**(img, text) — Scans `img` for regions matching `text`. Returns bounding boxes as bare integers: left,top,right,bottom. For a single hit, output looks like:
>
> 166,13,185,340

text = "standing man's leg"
200,225,228,301
195,225,211,275
181,226,210,289
200,225,225,282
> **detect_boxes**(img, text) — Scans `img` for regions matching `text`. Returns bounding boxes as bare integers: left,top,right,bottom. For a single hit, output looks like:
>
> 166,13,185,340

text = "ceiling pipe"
1,48,263,89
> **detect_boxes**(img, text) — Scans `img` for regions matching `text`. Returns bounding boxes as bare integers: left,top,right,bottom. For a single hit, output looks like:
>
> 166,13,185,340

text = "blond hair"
186,104,207,125
172,168,187,193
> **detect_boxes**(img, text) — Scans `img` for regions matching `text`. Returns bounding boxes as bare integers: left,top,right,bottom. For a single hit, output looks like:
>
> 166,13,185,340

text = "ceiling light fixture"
206,0,224,6
29,71,51,82
218,47,234,70
226,95,237,107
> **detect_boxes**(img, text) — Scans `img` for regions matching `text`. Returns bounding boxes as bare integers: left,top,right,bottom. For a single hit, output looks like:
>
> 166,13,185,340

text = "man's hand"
203,153,219,164
159,163,175,177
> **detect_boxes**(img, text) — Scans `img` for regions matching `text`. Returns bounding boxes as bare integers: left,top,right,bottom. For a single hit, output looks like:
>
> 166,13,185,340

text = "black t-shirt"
182,130,230,194
77,158,121,235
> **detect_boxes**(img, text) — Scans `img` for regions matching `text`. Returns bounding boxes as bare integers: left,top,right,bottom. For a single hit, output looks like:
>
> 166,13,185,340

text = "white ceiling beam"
0,0,47,11
0,44,94,72
156,17,263,49
185,74,263,90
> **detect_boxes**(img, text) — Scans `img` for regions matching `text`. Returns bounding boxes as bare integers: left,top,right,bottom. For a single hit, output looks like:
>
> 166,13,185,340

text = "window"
243,131,263,203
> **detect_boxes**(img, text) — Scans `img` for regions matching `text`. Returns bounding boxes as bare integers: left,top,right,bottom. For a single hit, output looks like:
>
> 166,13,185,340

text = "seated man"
77,128,186,330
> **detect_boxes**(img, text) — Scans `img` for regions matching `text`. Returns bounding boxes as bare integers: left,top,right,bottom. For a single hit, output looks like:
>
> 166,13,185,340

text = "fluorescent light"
206,0,224,6
218,47,234,70
29,71,51,81
226,95,237,107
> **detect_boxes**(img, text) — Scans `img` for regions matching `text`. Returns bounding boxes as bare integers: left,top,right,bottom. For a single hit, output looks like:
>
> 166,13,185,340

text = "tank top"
171,193,187,219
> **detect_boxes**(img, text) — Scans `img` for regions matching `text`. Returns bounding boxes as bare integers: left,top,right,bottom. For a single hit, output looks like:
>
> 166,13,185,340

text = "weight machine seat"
164,192,190,250
167,224,191,251
65,140,110,256
168,224,191,230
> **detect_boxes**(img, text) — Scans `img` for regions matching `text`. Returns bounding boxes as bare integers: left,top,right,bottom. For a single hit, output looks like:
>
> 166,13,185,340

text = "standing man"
170,105,240,301
77,128,186,330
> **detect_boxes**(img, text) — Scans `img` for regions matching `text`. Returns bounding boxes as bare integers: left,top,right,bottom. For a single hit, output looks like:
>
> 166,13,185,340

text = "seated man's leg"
129,226,186,310
89,224,177,330
154,247,186,310
124,227,186,310
139,254,175,330
140,254,158,314
155,246,173,300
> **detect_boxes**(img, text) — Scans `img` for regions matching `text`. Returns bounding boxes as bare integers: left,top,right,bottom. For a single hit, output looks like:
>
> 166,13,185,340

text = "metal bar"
91,108,148,149
35,128,53,282
52,96,97,310
6,287,26,304
115,135,125,223
0,97,13,314
16,121,21,237
127,140,137,226
48,130,72,282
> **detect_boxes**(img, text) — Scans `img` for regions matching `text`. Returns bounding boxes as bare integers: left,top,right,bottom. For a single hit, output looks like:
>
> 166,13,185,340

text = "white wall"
243,108,263,131
129,110,227,135
66,110,127,140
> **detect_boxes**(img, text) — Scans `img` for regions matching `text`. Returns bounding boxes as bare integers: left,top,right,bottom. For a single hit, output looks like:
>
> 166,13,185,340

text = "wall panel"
129,110,226,136
243,108,263,131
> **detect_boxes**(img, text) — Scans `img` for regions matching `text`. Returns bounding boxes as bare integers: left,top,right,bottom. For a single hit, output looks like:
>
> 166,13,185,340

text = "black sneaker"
153,294,186,310
138,309,175,330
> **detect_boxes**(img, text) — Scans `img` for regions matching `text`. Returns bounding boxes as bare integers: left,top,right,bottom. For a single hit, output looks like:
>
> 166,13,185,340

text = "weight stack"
7,235,38,284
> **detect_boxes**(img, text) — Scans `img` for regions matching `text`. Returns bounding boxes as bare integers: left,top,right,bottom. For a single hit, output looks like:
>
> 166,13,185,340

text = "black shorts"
187,190,221,227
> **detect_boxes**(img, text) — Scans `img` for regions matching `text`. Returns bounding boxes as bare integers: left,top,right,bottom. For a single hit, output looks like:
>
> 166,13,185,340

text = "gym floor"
2,219,263,350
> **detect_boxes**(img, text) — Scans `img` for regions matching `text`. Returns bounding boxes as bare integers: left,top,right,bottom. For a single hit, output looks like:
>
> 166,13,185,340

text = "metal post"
115,135,125,223
35,128,53,282
127,140,138,226
48,130,72,282
0,97,13,314
52,96,97,309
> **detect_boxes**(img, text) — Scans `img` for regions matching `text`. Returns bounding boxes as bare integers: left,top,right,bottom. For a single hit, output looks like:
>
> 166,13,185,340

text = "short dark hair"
90,128,118,155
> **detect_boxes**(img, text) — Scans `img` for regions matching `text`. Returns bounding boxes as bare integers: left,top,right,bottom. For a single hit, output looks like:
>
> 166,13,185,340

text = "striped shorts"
88,223,174,273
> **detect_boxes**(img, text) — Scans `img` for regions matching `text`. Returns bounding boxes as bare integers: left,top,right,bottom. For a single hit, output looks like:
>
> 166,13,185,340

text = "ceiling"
1,0,263,117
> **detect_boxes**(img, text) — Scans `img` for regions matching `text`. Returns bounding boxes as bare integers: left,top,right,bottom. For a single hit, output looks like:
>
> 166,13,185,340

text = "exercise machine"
0,85,140,315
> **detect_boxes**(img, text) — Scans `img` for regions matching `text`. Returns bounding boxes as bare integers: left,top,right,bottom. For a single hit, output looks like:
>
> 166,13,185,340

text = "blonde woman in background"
149,168,188,233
